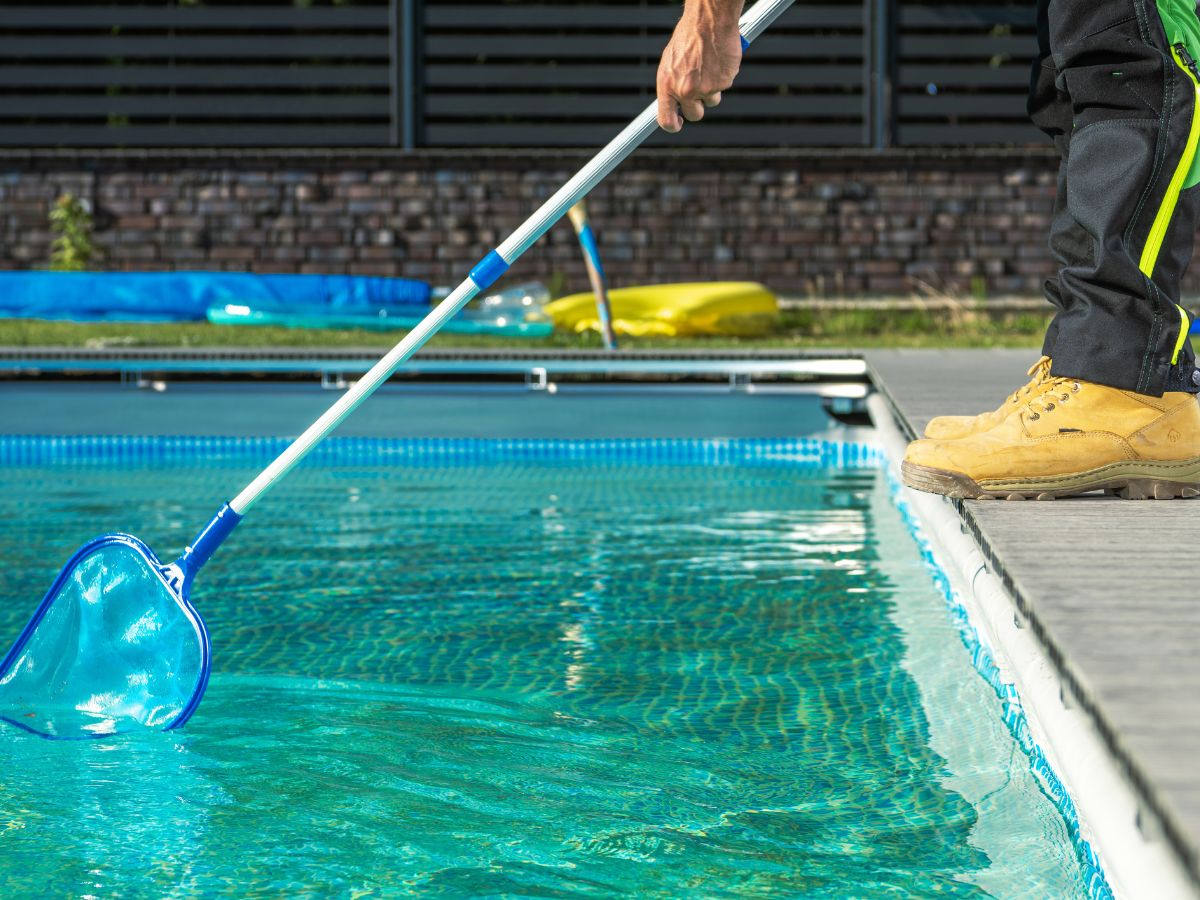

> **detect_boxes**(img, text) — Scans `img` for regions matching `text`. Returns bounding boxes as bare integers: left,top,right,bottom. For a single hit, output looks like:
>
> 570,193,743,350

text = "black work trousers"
1031,0,1200,394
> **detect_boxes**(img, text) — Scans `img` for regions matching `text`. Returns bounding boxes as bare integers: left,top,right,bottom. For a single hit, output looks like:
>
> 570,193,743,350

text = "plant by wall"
49,193,98,272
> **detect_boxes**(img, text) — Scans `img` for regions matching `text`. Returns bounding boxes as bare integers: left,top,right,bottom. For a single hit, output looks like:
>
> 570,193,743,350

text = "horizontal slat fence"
896,0,1041,144
0,0,1040,148
0,0,395,147
421,0,865,147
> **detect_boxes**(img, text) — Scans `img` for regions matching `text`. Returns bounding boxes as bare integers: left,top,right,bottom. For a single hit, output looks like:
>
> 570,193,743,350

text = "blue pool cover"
0,271,430,322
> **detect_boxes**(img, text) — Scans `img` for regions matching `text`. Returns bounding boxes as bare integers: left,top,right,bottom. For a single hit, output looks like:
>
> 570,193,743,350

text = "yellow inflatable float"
544,282,778,338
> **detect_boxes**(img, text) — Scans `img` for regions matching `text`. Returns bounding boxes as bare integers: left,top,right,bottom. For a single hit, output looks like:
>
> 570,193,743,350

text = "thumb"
657,89,683,133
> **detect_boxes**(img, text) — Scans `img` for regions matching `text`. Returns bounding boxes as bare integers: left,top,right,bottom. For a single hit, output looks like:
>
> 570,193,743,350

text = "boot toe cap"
923,415,976,440
903,437,957,470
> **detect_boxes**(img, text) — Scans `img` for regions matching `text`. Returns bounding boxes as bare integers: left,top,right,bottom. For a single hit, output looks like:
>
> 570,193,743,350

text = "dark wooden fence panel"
0,0,1048,148
895,0,1042,145
0,1,394,147
419,0,866,147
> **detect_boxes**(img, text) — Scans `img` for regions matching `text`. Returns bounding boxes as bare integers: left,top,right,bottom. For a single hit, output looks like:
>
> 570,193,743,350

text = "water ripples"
0,462,1089,896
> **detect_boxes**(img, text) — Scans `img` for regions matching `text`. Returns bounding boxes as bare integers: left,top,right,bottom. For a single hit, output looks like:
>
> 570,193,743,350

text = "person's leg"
918,0,1074,442
902,0,1200,501
1044,0,1200,395
1027,0,1085,356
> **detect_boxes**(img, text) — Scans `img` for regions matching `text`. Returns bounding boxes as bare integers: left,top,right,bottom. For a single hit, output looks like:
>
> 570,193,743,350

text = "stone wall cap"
0,145,1059,166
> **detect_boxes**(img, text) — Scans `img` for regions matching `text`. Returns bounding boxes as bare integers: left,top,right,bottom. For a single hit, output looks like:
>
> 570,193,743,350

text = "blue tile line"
883,466,1114,900
0,434,884,469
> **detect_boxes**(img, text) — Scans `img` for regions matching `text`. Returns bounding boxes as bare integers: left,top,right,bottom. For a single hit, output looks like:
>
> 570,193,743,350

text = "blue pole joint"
740,34,750,52
176,503,242,591
469,250,511,292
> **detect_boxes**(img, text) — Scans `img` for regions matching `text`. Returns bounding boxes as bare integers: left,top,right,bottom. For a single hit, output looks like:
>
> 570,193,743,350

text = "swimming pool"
0,384,1102,896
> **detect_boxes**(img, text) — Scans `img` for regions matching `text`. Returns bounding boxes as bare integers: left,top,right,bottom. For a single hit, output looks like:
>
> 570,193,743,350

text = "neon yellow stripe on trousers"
1140,47,1200,276
1172,303,1190,364
1139,47,1200,365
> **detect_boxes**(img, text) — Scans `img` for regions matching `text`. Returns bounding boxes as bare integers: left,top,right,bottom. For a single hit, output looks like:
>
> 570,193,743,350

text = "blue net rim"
0,533,211,740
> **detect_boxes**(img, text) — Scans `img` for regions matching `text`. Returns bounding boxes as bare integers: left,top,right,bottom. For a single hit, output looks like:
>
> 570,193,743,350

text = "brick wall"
0,148,1076,298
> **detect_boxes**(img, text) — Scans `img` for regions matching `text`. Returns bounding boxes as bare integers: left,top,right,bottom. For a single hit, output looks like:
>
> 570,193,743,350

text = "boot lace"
1023,377,1082,421
1008,356,1053,405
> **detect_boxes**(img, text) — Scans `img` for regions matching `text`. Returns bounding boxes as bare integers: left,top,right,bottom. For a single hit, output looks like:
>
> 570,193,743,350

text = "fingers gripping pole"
224,0,796,518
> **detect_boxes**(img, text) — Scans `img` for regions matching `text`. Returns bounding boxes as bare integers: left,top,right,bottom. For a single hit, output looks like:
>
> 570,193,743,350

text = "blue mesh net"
0,536,208,739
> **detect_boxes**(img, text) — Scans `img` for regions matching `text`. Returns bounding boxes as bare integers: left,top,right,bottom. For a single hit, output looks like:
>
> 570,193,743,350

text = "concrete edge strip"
0,347,867,362
867,391,1197,900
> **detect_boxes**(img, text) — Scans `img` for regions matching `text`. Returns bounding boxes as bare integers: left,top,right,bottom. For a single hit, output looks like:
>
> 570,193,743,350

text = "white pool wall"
867,393,1197,900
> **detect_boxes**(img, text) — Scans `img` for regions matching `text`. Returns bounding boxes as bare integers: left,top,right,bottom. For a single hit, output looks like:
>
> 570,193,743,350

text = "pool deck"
865,349,1200,888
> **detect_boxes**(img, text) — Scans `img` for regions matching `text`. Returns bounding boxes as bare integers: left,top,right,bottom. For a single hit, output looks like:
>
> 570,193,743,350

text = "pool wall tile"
884,467,1114,900
0,435,884,470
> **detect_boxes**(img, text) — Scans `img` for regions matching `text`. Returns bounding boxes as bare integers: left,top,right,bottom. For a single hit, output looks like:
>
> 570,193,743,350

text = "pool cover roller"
0,0,796,739
0,271,430,322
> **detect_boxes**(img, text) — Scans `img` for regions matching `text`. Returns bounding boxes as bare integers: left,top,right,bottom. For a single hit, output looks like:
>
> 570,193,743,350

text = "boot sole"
901,457,1200,501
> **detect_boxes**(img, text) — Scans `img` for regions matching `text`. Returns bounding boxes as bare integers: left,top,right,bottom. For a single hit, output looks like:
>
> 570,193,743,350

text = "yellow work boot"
923,356,1053,440
902,378,1200,500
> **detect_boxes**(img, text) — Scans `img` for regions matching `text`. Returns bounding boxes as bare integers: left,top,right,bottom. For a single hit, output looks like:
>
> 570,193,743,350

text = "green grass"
3,309,1195,353
0,309,1062,351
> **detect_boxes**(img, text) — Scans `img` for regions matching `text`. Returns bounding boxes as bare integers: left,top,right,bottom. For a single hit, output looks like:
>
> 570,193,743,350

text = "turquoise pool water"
0,441,1094,896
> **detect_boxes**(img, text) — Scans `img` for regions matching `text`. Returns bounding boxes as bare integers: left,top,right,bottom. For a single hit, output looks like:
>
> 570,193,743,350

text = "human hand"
656,1,744,133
